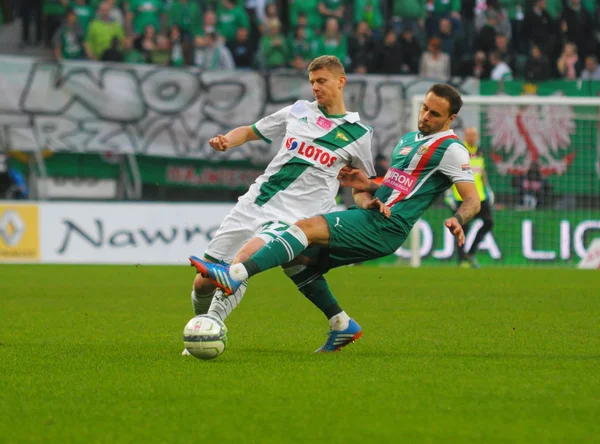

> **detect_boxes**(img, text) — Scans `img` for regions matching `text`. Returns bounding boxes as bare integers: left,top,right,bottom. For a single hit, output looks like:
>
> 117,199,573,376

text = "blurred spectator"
516,161,550,209
85,1,125,60
169,25,187,66
258,18,289,69
494,33,517,74
20,0,43,48
425,0,463,38
475,1,511,40
289,26,317,71
0,151,9,198
194,32,235,70
106,0,125,27
348,21,375,73
195,10,217,39
398,28,421,74
375,28,403,74
318,0,344,25
419,37,450,79
523,44,551,81
489,50,513,80
126,0,164,36
101,36,125,61
474,9,499,54
44,0,69,47
293,12,317,39
149,34,170,65
258,2,280,35
354,0,384,39
437,17,459,60
391,0,425,37
228,27,254,68
458,49,490,78
556,42,582,78
53,9,85,60
580,54,600,79
167,0,202,38
134,24,157,62
522,0,555,55
461,0,476,50
498,0,526,53
71,0,93,34
122,36,146,63
289,0,323,31
217,0,250,44
559,0,595,59
316,17,349,68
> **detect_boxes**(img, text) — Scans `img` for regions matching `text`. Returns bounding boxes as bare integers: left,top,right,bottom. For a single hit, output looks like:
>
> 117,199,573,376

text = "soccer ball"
183,315,228,360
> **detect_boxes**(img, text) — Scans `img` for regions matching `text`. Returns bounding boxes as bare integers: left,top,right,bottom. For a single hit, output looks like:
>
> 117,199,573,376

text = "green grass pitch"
1,265,599,443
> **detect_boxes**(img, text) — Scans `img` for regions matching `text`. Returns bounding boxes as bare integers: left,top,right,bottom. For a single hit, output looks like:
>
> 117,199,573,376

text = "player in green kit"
191,84,482,352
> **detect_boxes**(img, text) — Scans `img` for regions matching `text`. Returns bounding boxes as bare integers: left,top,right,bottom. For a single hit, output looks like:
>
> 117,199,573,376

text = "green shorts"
309,206,410,273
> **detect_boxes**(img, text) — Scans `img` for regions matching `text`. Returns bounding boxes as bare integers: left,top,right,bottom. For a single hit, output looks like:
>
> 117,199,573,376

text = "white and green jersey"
375,129,474,229
241,100,375,222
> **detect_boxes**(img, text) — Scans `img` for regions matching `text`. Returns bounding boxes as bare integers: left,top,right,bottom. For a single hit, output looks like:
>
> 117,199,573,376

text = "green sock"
243,226,308,277
287,267,342,319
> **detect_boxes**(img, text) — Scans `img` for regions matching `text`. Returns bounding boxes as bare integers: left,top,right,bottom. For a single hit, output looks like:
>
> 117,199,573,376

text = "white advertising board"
39,202,234,264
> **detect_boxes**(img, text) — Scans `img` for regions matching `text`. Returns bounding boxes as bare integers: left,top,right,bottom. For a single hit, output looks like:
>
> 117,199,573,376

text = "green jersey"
128,0,164,34
71,3,94,32
374,130,473,229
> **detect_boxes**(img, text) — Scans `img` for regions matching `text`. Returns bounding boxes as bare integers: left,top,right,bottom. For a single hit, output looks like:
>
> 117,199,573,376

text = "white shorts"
204,199,292,264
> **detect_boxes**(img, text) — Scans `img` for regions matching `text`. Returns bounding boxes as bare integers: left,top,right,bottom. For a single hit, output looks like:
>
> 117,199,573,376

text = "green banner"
479,80,600,196
12,153,264,191
370,208,600,267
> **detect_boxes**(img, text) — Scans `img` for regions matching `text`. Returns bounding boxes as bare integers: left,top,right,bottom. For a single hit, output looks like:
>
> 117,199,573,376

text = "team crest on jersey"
418,145,429,155
335,130,349,142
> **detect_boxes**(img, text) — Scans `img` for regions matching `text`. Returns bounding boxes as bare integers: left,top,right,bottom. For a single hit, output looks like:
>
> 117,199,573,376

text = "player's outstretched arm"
208,126,259,152
337,166,380,193
444,181,481,247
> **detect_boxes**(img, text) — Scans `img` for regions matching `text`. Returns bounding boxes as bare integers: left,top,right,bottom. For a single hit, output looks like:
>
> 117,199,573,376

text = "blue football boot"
189,256,242,296
315,319,363,353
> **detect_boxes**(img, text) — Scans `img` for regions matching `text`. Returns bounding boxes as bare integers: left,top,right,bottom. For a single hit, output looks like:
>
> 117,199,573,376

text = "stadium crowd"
2,0,600,80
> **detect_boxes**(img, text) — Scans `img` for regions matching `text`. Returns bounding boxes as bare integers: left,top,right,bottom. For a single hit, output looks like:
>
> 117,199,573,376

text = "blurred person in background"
289,0,322,31
436,17,459,61
521,0,555,56
166,0,202,39
348,21,375,74
168,25,188,66
289,25,317,71
318,0,344,26
126,0,164,36
419,37,450,79
559,0,595,60
193,9,217,42
85,1,125,60
20,0,43,48
445,127,494,268
556,41,582,79
489,50,513,80
71,0,93,34
580,54,600,79
216,0,250,45
398,27,422,74
258,2,280,35
133,24,157,62
228,26,254,68
390,0,425,39
258,18,289,69
494,33,517,75
523,43,551,81
315,17,349,69
353,0,383,40
149,33,171,65
53,8,85,60
101,35,125,61
194,32,235,70
44,0,69,47
122,35,146,63
458,49,490,78
375,28,403,74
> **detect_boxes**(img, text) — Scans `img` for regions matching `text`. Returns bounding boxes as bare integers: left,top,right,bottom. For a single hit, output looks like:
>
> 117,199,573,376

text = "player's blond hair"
308,55,345,76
